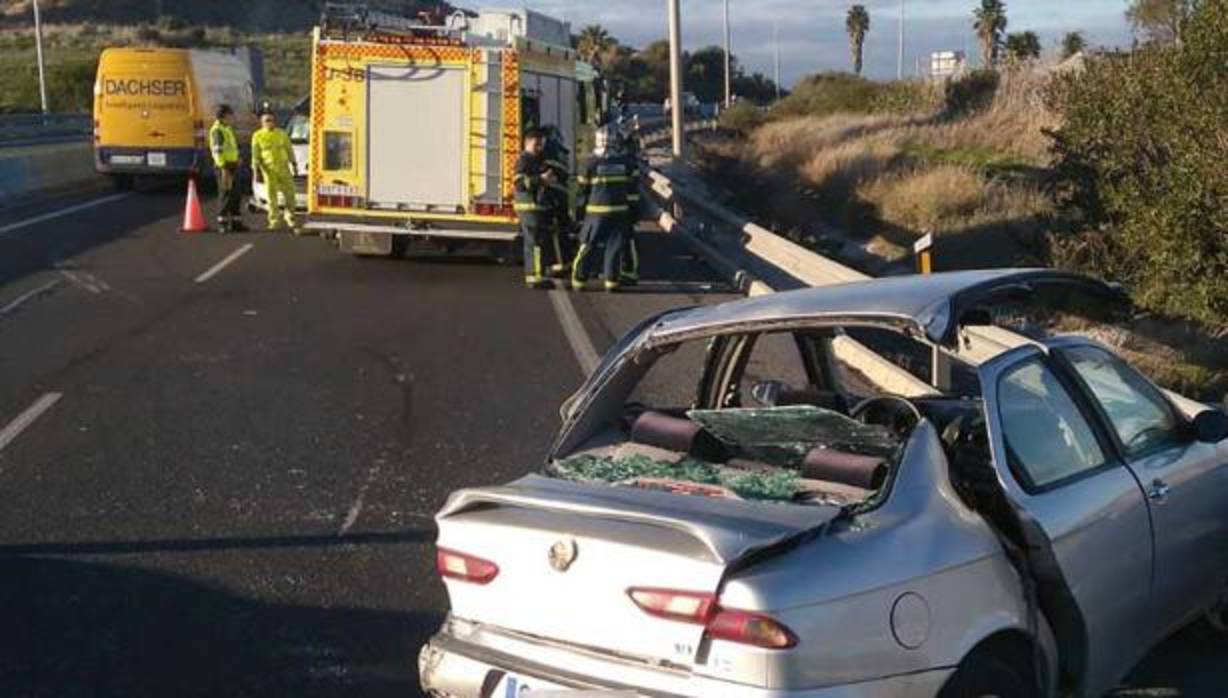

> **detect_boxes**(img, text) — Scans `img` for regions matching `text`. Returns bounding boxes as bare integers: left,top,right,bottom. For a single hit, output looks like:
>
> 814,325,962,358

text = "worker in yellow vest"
251,110,299,232
209,104,247,233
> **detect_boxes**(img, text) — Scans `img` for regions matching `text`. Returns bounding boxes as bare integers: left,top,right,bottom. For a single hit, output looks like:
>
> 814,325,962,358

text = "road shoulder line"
548,290,601,376
0,392,63,453
0,193,132,237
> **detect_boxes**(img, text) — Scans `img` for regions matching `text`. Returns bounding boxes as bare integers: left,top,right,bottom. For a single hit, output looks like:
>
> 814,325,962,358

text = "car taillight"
627,588,716,623
436,548,499,585
627,587,797,650
707,608,798,649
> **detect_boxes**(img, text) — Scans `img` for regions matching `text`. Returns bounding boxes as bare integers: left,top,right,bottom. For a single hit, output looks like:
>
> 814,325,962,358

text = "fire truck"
304,3,595,258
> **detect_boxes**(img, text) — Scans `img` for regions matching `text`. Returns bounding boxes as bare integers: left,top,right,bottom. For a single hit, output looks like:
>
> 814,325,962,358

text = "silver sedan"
420,269,1228,698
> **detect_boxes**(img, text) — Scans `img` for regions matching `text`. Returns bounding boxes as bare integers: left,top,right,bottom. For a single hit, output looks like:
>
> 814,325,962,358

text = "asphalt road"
0,185,1222,697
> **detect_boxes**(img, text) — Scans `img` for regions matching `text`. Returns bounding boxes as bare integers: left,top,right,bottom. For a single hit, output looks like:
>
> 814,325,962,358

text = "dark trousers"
521,216,547,282
619,225,640,281
573,215,624,284
217,167,243,227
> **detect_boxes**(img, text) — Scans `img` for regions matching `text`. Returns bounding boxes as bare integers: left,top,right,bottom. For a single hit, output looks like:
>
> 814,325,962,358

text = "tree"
845,5,871,76
576,24,616,67
1126,0,1197,45
1060,31,1087,59
1004,30,1041,60
973,0,1009,67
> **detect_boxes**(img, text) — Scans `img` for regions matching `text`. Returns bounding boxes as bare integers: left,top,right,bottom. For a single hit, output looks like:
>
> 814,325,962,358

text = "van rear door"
96,50,195,151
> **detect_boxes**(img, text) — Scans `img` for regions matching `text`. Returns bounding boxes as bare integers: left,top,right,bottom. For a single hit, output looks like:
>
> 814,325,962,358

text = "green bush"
944,69,999,116
770,72,882,118
719,101,766,134
1046,0,1227,328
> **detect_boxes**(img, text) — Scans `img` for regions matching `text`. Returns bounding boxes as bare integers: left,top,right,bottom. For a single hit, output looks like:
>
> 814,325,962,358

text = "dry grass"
714,66,1060,262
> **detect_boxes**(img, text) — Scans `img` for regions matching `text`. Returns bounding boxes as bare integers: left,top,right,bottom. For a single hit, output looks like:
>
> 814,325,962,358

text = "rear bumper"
419,621,953,698
95,146,205,175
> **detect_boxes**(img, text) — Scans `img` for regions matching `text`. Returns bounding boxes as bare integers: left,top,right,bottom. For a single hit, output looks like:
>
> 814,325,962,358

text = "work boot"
619,274,639,287
549,263,568,278
604,280,621,293
525,276,552,290
216,219,231,234
231,221,250,233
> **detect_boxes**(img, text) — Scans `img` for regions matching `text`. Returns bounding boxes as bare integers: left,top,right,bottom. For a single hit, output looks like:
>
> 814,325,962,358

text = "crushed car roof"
646,269,1122,347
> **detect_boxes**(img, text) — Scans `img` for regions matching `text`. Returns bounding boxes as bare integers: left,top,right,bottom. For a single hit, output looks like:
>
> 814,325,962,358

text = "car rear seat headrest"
630,411,726,462
801,448,887,490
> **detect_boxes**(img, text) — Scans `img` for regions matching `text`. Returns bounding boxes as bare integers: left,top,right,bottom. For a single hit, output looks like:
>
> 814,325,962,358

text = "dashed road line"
0,279,61,318
195,243,254,284
0,392,62,453
0,193,132,238
548,290,601,376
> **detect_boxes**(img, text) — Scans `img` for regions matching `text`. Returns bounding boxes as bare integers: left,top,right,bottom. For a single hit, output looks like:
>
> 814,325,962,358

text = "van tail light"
436,548,499,585
627,587,797,650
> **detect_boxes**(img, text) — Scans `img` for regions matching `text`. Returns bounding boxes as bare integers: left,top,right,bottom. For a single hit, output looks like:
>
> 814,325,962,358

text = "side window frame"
992,353,1123,495
1052,345,1188,461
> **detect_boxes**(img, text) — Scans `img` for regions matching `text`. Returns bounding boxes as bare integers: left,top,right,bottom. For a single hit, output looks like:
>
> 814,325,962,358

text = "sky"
468,0,1136,85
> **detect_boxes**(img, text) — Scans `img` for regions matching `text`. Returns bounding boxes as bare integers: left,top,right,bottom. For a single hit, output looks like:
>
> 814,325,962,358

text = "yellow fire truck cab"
305,5,589,257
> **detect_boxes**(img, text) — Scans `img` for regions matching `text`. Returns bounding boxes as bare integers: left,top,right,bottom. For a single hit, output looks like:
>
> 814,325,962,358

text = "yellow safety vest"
251,127,294,175
209,121,240,168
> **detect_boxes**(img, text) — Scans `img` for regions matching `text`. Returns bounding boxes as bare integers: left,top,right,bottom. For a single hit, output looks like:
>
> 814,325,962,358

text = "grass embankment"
705,69,1227,402
0,23,311,113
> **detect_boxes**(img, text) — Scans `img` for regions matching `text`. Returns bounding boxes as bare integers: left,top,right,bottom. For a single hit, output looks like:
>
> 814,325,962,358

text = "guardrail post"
914,232,934,275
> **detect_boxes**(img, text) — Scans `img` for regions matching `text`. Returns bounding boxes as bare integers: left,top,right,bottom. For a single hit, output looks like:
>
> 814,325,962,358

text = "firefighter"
541,125,573,277
209,104,247,233
615,117,642,286
251,110,300,233
514,127,555,289
571,127,634,292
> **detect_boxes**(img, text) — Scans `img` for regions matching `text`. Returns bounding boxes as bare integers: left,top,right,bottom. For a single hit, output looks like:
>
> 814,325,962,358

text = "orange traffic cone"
182,177,207,234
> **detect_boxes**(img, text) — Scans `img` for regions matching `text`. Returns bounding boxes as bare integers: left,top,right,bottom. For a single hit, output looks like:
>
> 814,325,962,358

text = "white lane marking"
0,392,62,453
0,279,61,317
0,193,132,237
195,243,254,284
59,269,106,294
340,466,379,537
548,290,601,375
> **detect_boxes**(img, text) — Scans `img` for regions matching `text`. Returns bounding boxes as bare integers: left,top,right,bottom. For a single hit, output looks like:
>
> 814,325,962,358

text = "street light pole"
897,0,904,81
773,22,781,101
33,0,49,113
723,0,731,108
667,0,684,159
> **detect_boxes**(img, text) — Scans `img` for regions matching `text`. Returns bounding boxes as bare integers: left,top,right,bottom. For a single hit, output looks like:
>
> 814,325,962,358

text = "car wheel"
939,657,1032,698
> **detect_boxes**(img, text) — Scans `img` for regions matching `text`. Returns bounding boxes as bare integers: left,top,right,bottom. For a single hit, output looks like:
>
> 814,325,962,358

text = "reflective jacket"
251,127,296,177
514,151,549,221
577,152,640,218
541,138,571,213
209,120,240,168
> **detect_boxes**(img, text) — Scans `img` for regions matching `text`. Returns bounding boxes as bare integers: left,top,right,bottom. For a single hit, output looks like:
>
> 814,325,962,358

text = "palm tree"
1060,31,1086,59
973,0,1009,68
845,5,871,76
1004,31,1041,61
577,24,615,67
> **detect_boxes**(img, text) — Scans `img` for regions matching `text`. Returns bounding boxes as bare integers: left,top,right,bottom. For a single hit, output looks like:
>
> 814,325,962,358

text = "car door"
981,345,1154,697
1055,340,1228,638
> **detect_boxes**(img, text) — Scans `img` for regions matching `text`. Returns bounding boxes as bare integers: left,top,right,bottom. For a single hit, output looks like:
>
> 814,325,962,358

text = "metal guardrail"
0,113,92,147
635,118,1040,395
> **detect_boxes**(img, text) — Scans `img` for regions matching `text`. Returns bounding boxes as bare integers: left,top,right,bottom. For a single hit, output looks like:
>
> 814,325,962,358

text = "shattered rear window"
689,406,898,463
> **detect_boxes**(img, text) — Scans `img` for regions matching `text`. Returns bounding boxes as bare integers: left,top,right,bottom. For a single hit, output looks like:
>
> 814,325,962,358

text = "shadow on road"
0,554,434,698
0,528,435,557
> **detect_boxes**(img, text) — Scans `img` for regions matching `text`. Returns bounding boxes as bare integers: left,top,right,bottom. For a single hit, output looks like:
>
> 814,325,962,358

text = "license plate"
491,673,636,698
491,672,569,696
147,152,167,167
111,155,144,165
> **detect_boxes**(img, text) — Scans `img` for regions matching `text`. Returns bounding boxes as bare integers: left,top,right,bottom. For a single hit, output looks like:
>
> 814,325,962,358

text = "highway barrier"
635,120,1035,394
0,142,101,204
0,113,92,148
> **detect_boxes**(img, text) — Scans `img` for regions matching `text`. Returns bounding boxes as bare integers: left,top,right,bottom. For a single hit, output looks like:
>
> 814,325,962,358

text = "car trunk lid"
435,475,838,666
